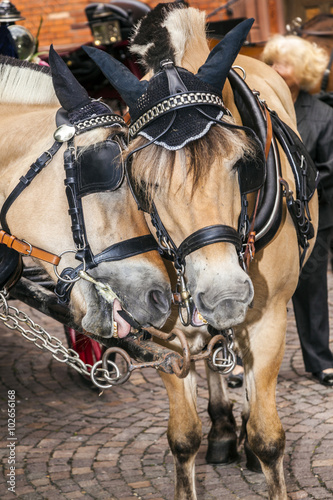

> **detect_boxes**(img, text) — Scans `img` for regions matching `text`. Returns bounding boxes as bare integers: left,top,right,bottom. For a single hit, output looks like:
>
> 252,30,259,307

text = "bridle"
124,61,265,326
0,101,159,307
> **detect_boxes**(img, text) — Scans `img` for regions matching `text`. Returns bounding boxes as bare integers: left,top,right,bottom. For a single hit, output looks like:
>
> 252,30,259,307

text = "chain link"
0,290,110,384
209,329,236,374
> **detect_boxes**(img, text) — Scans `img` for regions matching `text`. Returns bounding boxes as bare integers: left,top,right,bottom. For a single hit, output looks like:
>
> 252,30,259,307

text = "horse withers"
0,50,171,341
85,3,318,500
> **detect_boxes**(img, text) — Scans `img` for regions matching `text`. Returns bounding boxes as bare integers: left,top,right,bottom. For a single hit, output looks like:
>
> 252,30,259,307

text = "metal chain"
0,290,114,386
210,329,236,374
0,289,237,386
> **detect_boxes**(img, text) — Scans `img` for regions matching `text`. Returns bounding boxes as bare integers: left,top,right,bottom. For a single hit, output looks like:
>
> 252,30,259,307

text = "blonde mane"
0,56,58,105
163,7,207,67
127,120,257,207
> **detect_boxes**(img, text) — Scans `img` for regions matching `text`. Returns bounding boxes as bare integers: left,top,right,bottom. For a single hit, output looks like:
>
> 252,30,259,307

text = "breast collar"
0,104,159,305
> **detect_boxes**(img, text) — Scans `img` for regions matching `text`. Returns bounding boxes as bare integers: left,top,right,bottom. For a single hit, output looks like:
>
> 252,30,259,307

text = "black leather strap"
0,141,62,233
55,235,159,303
0,244,22,290
150,202,242,268
161,59,188,94
176,225,242,265
94,235,158,264
228,69,283,252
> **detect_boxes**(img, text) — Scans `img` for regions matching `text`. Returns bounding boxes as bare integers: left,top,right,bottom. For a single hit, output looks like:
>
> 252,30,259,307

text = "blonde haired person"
261,35,333,386
261,35,328,96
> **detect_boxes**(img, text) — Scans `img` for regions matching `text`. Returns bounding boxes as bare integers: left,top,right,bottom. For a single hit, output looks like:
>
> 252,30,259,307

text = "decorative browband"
129,92,225,138
75,114,126,134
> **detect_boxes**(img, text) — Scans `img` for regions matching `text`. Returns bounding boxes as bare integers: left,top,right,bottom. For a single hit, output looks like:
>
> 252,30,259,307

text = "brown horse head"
84,7,256,330
0,53,171,338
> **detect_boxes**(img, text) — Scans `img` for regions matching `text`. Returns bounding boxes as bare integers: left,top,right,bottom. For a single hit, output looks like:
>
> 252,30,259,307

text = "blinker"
76,139,124,197
54,124,76,143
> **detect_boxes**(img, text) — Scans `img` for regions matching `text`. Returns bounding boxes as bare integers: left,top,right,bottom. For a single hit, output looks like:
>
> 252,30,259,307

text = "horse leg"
159,367,201,500
204,363,238,464
240,400,262,472
241,305,288,500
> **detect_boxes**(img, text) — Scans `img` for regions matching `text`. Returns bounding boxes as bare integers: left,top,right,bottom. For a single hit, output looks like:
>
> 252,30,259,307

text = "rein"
0,105,159,306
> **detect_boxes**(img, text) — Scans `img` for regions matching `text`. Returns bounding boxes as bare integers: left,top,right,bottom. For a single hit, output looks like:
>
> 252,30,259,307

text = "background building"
11,0,333,53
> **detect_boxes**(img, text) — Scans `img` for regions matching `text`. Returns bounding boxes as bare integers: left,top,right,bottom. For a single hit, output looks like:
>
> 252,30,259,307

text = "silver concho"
54,124,76,142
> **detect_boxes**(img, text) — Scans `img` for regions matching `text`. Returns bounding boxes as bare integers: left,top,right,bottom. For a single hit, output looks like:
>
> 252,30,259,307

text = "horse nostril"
148,289,171,315
197,292,209,313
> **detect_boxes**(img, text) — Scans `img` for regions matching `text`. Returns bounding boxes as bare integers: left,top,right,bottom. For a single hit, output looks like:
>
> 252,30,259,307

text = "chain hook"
209,329,236,374
173,267,194,327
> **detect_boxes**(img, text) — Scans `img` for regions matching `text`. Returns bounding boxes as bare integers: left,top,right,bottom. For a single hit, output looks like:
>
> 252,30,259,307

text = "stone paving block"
1,274,333,499
287,492,309,499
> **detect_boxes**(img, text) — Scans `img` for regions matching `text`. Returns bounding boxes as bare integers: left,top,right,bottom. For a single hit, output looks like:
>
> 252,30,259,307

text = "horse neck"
0,103,58,196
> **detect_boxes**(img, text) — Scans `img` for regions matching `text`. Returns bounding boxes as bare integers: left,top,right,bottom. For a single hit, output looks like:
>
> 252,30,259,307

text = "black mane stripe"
0,55,51,76
130,2,186,72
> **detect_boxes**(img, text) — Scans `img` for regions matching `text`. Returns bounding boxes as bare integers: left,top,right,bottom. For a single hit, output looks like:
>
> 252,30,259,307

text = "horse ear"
83,45,148,109
196,18,254,93
48,44,91,112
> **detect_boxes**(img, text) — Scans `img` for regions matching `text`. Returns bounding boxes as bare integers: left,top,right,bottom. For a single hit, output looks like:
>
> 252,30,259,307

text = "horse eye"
233,158,243,171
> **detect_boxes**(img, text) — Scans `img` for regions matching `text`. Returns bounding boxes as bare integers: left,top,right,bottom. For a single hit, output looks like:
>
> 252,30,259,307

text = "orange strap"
123,111,131,125
264,105,273,160
0,230,60,266
243,102,273,270
243,189,260,269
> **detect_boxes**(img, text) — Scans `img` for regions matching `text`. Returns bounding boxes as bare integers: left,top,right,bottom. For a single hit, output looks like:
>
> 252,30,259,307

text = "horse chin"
80,291,115,338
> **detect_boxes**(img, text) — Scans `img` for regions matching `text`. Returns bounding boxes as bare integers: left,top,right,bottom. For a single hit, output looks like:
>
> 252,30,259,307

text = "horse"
84,3,319,499
0,50,172,342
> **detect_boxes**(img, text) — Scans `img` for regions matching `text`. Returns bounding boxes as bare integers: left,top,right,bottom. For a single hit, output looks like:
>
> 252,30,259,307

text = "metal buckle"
22,240,33,256
53,250,86,283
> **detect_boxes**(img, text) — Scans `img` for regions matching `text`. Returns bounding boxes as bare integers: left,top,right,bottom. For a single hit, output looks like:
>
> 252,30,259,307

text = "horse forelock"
130,4,207,72
0,56,58,105
127,120,257,208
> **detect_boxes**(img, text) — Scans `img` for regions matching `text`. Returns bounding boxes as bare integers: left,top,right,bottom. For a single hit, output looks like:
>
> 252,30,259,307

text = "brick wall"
14,0,282,53
14,0,94,52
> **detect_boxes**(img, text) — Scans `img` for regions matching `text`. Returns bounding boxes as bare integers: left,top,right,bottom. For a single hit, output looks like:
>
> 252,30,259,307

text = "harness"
0,101,159,305
124,61,317,326
229,69,317,264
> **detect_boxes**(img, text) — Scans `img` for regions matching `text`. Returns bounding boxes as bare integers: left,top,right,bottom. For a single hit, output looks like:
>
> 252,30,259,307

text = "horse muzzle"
191,274,254,330
78,272,172,339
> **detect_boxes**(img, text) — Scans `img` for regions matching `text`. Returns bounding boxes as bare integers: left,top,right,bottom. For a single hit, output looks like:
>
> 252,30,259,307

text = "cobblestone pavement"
0,272,333,500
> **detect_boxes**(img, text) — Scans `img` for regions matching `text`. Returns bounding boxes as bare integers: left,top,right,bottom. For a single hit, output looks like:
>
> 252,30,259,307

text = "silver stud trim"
129,92,225,137
75,114,125,134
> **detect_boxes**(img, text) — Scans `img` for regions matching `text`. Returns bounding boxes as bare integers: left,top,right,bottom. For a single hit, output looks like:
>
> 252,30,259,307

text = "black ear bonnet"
128,62,227,150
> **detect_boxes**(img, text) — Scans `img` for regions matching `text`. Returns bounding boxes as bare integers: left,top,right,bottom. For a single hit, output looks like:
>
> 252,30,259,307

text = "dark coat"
295,90,333,230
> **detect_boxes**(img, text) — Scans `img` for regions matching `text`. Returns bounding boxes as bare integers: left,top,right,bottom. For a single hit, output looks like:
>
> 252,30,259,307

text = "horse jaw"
71,261,172,338
185,245,254,330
